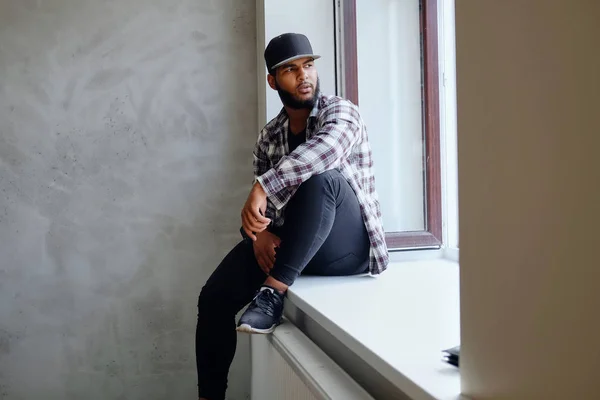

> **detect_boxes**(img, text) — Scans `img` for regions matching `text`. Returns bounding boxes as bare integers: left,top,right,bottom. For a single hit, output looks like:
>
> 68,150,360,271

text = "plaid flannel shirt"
253,94,389,275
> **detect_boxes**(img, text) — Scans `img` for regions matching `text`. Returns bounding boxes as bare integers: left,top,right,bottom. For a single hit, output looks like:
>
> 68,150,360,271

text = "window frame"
336,0,443,250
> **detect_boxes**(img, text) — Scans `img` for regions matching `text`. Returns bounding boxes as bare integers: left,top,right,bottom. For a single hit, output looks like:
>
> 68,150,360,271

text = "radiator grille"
252,333,319,400
250,320,374,400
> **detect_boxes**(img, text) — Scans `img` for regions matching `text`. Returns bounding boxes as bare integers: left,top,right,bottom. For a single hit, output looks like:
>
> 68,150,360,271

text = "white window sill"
286,254,466,400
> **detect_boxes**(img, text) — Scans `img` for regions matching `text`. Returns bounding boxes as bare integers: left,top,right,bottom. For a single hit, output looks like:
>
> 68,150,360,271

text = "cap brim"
271,54,321,69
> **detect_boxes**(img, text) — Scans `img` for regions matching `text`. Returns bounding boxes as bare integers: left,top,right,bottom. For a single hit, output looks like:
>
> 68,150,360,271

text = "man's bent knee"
307,169,342,183
298,169,343,192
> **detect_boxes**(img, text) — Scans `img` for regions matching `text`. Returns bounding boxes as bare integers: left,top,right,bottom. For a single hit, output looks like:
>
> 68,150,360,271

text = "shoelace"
253,290,278,317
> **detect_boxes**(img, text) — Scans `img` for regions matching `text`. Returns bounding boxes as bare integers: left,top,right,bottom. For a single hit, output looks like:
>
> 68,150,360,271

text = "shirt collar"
308,95,322,120
275,95,323,129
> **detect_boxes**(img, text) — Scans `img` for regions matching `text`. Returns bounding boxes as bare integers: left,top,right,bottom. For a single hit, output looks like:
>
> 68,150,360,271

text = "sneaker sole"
236,323,277,334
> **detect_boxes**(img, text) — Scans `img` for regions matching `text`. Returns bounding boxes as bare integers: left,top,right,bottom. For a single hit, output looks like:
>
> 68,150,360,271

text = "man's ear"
267,73,277,90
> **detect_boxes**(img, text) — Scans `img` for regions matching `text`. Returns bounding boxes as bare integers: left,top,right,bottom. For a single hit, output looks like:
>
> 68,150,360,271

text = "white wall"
256,0,336,128
457,1,600,398
356,0,425,232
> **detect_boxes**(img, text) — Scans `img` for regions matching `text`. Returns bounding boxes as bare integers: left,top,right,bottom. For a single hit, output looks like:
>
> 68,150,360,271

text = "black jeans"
196,170,370,400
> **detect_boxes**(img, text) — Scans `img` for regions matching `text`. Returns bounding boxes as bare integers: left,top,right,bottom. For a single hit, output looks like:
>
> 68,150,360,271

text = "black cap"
264,33,321,73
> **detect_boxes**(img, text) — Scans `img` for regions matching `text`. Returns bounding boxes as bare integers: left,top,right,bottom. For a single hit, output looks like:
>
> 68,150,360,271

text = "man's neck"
285,106,310,134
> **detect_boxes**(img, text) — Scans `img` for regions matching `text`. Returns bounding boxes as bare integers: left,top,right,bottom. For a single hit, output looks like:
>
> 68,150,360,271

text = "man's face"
268,57,319,110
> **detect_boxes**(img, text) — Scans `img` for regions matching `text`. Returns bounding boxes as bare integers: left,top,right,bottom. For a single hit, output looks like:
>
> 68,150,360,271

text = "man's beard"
275,77,320,110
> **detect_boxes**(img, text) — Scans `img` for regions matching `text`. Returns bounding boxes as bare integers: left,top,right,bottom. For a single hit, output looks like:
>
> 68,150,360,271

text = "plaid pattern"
254,95,389,275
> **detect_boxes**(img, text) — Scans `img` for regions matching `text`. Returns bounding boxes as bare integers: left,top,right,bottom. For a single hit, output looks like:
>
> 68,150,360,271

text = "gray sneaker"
236,286,285,334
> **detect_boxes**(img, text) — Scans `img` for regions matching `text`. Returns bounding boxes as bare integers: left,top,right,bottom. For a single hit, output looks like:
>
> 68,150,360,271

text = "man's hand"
241,182,271,241
253,231,281,274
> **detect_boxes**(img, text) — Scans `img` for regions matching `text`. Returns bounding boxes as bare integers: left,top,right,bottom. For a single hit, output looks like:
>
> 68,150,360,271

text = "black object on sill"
442,345,460,367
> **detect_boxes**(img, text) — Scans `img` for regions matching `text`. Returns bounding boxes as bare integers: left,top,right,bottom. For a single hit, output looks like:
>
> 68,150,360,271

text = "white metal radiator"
250,320,374,400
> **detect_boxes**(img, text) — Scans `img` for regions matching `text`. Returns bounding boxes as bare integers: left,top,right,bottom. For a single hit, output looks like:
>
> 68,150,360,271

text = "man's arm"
240,132,272,241
256,101,361,208
253,129,270,182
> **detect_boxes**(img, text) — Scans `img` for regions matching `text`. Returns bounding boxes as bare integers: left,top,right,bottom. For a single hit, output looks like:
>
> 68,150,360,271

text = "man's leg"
270,169,370,285
196,240,266,400
236,170,369,333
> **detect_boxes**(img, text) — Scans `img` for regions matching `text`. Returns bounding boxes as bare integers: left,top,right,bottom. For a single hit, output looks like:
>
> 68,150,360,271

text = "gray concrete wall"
0,0,256,399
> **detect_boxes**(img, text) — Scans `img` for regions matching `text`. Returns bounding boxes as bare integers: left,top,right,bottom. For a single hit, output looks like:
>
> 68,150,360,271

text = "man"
196,33,388,400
